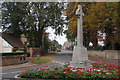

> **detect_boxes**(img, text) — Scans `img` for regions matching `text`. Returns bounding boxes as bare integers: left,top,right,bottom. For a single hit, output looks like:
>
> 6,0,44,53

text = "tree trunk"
91,31,98,49
111,42,115,50
34,32,42,47
105,26,112,50
84,33,90,48
92,37,98,49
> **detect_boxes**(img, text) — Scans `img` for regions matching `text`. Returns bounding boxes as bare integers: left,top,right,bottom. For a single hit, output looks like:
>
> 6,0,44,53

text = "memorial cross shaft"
76,5,84,47
70,5,90,68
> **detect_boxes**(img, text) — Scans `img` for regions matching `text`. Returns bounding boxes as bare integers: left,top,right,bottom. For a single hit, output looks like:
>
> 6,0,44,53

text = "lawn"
49,51,58,53
18,61,120,79
33,58,51,64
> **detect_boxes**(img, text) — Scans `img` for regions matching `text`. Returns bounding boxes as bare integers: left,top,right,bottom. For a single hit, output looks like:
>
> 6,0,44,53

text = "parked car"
56,49,61,52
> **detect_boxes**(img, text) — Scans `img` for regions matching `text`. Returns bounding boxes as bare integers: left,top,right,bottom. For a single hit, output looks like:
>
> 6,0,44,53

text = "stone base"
70,60,89,67
70,60,92,70
70,45,91,69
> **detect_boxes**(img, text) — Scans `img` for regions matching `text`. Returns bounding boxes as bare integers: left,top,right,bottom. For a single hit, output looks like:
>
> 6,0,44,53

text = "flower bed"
18,61,120,79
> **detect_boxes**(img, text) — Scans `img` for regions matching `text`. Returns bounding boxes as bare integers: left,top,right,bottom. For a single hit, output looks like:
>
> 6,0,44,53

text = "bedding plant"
18,61,120,79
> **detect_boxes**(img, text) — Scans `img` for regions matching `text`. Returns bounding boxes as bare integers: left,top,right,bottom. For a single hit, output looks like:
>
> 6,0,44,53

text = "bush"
16,50,24,53
25,52,30,57
12,48,18,52
49,46,56,51
1,52,25,56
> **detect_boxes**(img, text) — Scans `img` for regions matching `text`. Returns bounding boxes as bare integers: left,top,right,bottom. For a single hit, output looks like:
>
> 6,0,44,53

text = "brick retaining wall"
29,48,42,57
2,55,27,66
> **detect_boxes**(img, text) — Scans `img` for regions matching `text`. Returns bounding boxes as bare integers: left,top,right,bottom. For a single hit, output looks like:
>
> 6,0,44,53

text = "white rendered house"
0,33,24,53
0,36,13,53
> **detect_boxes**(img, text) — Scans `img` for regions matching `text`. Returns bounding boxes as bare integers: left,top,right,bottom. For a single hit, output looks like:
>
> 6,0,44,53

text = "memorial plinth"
70,5,90,68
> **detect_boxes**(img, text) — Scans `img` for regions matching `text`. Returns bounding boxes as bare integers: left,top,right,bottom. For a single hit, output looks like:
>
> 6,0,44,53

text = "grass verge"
33,58,51,64
49,51,58,53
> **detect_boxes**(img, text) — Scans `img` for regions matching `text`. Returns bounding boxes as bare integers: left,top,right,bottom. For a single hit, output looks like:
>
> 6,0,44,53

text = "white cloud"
46,27,67,45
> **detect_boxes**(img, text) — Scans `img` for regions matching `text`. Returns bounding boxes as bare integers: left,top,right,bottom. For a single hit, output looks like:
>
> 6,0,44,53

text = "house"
0,33,25,53
98,36,105,46
62,41,73,50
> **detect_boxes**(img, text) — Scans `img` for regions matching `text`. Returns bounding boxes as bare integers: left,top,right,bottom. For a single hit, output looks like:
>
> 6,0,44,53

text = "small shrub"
12,48,18,52
25,52,30,57
49,46,56,51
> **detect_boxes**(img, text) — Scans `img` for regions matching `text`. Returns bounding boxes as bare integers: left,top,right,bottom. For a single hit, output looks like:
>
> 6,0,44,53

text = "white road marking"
53,60,65,65
15,74,19,78
55,61,58,63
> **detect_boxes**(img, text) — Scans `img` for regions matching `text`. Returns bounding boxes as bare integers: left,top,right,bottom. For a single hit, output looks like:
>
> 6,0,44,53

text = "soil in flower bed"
18,61,120,79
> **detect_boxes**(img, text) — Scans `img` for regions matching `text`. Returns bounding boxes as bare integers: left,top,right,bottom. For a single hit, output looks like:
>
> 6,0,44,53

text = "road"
1,50,119,79
51,50,119,64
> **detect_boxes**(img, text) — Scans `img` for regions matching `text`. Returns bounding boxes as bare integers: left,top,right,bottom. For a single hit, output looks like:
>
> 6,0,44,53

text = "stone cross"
76,5,84,17
70,4,90,68
76,5,84,47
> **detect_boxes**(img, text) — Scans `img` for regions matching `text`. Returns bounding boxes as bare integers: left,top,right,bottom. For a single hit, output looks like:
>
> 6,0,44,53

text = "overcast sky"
46,27,67,45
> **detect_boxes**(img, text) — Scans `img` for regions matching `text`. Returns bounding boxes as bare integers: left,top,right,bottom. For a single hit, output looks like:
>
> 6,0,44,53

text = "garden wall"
88,50,120,59
29,48,42,57
2,55,27,66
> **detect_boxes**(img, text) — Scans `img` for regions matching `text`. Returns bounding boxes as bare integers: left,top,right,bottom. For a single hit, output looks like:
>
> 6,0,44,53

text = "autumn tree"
89,3,120,50
65,2,93,48
65,2,120,50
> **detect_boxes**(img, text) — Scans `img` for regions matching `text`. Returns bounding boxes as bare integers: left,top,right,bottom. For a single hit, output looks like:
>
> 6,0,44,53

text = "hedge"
0,52,30,57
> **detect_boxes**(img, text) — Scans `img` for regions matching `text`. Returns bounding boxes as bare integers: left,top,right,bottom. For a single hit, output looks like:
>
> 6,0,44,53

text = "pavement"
1,63,39,71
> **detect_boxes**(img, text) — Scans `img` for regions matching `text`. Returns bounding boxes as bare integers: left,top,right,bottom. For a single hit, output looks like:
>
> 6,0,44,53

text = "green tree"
51,40,59,46
2,2,27,37
2,2,66,48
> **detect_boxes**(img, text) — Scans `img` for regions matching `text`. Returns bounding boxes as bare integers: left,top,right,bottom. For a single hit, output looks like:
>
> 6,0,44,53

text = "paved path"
1,50,119,79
